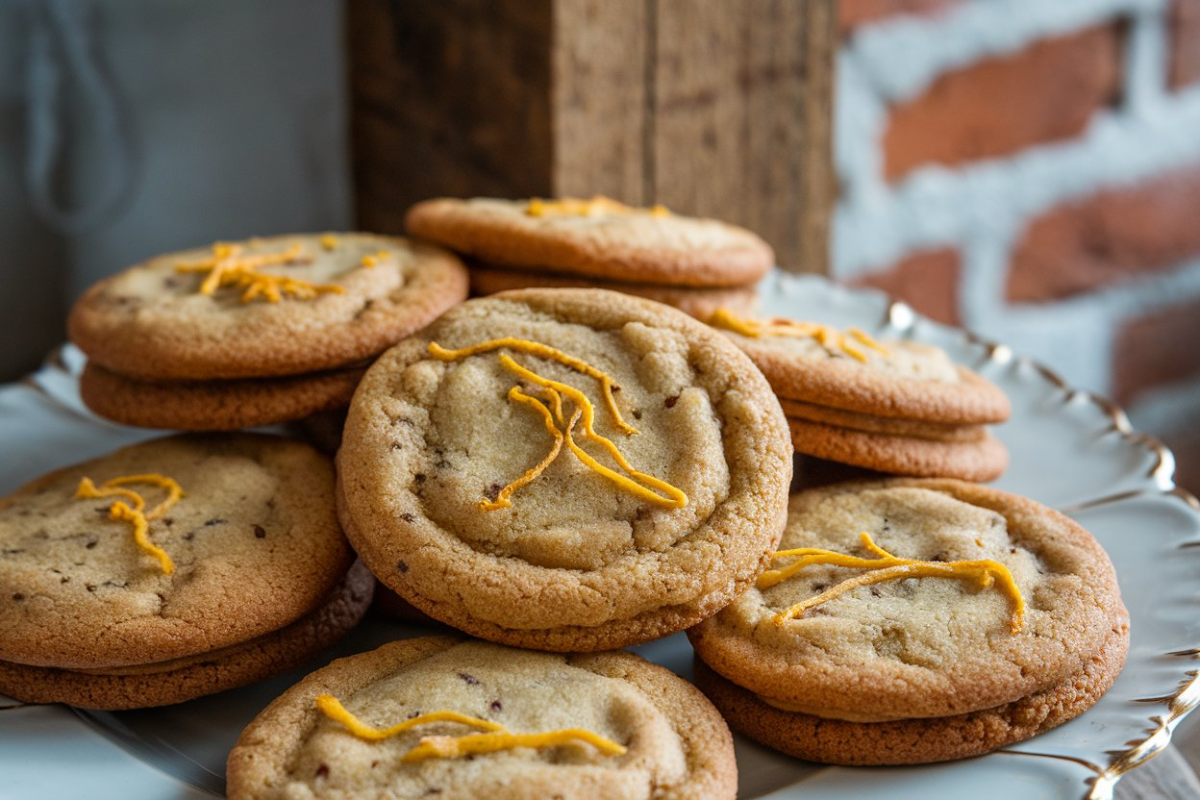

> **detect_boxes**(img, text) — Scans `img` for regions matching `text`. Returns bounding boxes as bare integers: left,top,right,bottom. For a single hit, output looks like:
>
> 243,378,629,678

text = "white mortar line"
847,0,1165,103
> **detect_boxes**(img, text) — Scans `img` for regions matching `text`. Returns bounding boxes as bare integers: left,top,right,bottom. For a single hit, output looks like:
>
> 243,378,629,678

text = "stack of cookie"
0,434,373,709
405,196,773,319
69,233,468,431
708,309,1012,481
689,480,1130,765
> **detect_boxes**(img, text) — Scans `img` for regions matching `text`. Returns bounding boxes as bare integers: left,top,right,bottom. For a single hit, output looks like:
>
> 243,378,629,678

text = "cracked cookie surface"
0,433,353,669
227,637,736,800
337,289,791,651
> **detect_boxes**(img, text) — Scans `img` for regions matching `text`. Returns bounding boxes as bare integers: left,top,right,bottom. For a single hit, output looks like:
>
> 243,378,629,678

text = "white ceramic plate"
1,273,1198,799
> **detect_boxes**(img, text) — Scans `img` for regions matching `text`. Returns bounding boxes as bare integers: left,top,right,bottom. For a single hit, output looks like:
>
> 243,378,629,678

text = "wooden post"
348,0,835,273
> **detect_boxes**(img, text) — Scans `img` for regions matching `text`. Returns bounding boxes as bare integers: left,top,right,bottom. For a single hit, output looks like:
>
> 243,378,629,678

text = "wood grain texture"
349,0,834,272
1117,746,1200,799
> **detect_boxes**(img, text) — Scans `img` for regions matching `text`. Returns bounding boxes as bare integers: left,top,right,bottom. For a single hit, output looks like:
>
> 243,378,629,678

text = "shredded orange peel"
360,250,391,268
526,195,670,219
760,531,1025,633
76,473,183,575
176,242,345,304
428,338,687,511
708,308,889,364
315,694,627,762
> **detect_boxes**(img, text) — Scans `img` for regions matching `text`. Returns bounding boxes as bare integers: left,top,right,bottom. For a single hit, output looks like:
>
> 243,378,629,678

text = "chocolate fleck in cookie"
69,233,468,381
406,197,774,287
79,361,366,431
226,637,736,800
687,480,1129,765
0,434,371,709
337,288,792,651
468,262,761,320
708,309,1011,424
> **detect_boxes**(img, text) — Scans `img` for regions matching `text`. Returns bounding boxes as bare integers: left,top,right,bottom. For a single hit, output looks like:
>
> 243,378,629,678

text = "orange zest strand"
761,532,1025,633
526,195,669,219
360,250,391,268
499,358,687,509
319,234,338,251
314,695,626,762
428,338,637,435
175,242,345,304
315,695,504,741
708,308,889,364
76,474,183,575
480,387,567,511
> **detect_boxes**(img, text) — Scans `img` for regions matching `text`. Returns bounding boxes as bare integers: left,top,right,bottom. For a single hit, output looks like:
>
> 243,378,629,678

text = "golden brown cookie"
80,361,365,431
779,397,986,442
788,418,1009,482
406,197,774,287
226,637,736,800
710,313,1011,424
468,262,760,319
0,561,373,710
687,480,1129,765
337,288,791,651
0,434,364,708
70,233,468,381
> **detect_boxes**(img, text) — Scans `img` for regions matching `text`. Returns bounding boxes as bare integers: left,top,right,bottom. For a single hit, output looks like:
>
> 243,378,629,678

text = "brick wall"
833,0,1200,494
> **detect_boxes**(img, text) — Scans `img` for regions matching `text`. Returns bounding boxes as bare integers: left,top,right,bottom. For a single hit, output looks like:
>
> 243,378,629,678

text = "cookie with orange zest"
687,479,1129,765
0,434,371,709
337,288,791,651
226,637,736,800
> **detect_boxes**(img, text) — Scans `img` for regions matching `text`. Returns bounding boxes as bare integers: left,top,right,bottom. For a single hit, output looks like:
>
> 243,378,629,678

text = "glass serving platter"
1,273,1197,799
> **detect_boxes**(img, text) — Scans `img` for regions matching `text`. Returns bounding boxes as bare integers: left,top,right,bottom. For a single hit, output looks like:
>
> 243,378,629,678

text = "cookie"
687,480,1129,765
788,418,1009,482
69,233,468,381
226,637,736,800
0,560,373,709
468,262,760,319
80,361,365,431
337,288,792,651
0,434,356,682
709,310,1011,424
779,397,986,442
406,197,774,287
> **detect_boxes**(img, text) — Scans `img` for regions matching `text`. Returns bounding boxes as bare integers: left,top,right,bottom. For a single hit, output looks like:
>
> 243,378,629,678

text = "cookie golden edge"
226,636,737,800
406,197,774,288
0,560,374,710
335,288,792,651
69,234,470,381
691,614,1128,766
788,417,1009,482
79,361,365,431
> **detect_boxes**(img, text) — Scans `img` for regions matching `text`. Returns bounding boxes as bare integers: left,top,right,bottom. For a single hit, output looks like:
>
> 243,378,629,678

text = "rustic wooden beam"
349,0,835,273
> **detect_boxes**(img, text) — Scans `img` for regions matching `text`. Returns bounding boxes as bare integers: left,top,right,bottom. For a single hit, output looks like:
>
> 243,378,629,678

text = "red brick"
1008,164,1200,303
1113,297,1200,407
1170,0,1200,89
883,25,1123,182
851,248,961,325
839,0,963,34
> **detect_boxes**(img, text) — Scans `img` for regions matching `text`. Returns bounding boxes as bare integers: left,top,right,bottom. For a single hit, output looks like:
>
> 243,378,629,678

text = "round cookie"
226,637,736,800
70,233,468,381
779,397,986,442
715,322,1011,424
337,288,792,651
468,263,760,319
80,361,366,431
0,560,373,710
0,433,355,670
406,197,774,287
788,418,1009,482
687,480,1129,764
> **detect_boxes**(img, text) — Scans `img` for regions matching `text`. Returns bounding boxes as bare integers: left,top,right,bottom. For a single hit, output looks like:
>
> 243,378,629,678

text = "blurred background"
3,0,1197,481
1,0,1199,790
